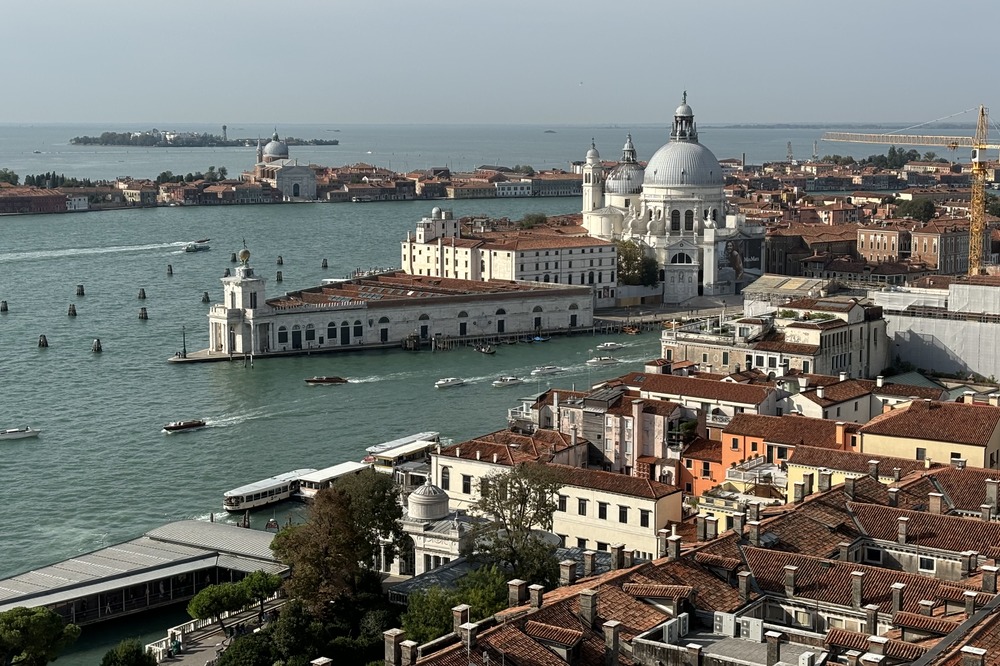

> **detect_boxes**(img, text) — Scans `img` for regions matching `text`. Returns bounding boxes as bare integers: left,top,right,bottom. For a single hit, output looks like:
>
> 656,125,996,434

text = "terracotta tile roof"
440,429,583,465
875,382,947,400
859,400,1000,447
800,379,877,406
693,551,743,571
628,558,748,612
621,583,693,600
825,628,929,661
927,467,1000,513
892,610,961,635
724,414,856,448
620,372,774,405
850,502,1000,553
929,609,1000,666
683,438,722,463
753,338,822,355
523,620,583,647
743,546,989,614
788,446,941,477
547,464,681,499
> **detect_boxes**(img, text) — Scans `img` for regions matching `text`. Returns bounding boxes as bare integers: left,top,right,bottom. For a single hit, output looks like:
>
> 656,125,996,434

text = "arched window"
440,467,450,491
588,271,595,284
671,210,681,231
671,253,693,264
543,274,550,282
353,319,363,337
327,322,336,340
567,274,573,284
495,308,506,315
569,303,579,310
532,305,543,313
418,314,430,320
379,316,390,324
277,326,288,344
684,210,694,230
293,183,300,197
305,323,315,341
457,311,468,318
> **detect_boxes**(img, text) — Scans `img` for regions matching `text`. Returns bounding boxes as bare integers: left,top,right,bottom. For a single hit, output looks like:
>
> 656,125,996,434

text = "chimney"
793,481,805,504
706,516,718,541
819,470,832,492
868,460,880,479
988,479,999,509
553,391,560,423
892,467,902,482
867,636,888,656
560,560,577,586
888,488,899,508
667,535,682,561
925,457,934,469
529,584,544,609
962,551,975,577
579,589,598,628
983,504,993,522
400,640,419,666
991,394,1000,407
965,590,978,616
748,502,762,522
459,622,477,650
571,426,578,447
983,565,998,593
803,472,814,496
784,565,798,598
603,620,621,666
845,476,856,500
696,514,707,541
961,647,987,666
919,600,935,616
846,651,862,666
891,582,905,616
929,492,944,515
738,570,753,604
452,605,470,635
800,653,816,666
876,375,885,388
851,571,866,609
839,542,852,562
865,603,880,635
840,371,848,382
964,390,976,404
610,543,625,569
748,520,762,547
835,421,847,447
476,450,481,460
656,529,669,558
897,516,909,544
584,550,596,577
624,550,634,568
733,512,746,537
383,629,405,666
493,453,498,464
507,579,528,608
817,385,825,399
765,631,783,666
687,644,704,665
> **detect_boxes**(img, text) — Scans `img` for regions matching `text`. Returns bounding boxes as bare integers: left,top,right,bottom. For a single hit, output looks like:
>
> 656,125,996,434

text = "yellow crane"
822,106,1000,276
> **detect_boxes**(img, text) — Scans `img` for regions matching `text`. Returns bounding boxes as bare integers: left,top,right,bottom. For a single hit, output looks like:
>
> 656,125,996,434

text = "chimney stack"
765,631,783,666
748,520,762,547
579,589,598,628
961,647,987,666
962,551,976,577
867,636,888,656
888,488,899,507
893,467,902,482
784,565,798,598
929,493,944,515
897,516,909,544
876,375,885,388
868,460,880,479
667,535,682,560
459,622,477,650
845,477,856,500
383,629,405,666
803,472,814,496
738,570,753,604
696,514,707,541
891,582,905,616
982,504,993,522
400,640,419,666
988,479,999,510
983,565,998,593
603,621,621,666
851,571,866,609
793,481,805,504
839,542,852,562
819,470,832,492
452,605,470,635
835,421,847,447
965,590,979,617
839,371,848,382
733,511,746,537
560,560,577,587
706,516,718,541
865,603,880,635
610,543,625,570
656,529,669,558
529,584,544,609
817,385,826,399
919,600,935,616
748,502,762,522
584,550,596,577
507,579,528,608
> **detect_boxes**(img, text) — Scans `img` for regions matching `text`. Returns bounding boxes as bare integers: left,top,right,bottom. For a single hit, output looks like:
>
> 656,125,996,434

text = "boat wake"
0,241,188,263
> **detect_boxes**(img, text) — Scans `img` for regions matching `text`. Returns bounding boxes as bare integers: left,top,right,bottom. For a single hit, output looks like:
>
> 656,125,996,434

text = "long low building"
0,520,286,626
196,250,594,360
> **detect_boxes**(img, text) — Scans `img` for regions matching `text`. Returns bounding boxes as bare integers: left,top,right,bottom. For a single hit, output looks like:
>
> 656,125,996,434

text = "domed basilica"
243,130,317,201
581,94,764,304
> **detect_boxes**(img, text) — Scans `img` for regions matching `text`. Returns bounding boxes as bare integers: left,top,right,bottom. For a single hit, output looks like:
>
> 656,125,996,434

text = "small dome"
675,102,693,117
431,206,442,218
644,141,722,188
408,479,450,521
238,248,251,263
263,132,289,159
606,162,645,195
585,140,600,163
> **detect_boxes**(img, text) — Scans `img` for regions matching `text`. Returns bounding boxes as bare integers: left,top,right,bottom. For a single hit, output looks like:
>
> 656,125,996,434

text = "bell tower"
582,139,604,212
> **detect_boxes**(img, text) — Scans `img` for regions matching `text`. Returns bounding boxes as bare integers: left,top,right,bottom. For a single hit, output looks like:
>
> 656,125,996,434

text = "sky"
5,0,996,126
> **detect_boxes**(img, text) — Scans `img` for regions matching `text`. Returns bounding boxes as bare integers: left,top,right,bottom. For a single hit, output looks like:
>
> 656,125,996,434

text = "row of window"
556,495,650,527
556,536,653,561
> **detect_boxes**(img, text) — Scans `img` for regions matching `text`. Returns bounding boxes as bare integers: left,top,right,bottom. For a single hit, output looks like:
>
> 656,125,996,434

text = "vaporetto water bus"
295,461,371,502
222,468,317,512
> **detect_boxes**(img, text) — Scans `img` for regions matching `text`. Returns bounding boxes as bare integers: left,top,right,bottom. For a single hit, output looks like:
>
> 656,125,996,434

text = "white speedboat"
586,356,620,367
435,377,465,388
492,376,524,388
0,427,40,441
530,365,563,376
596,341,624,351
184,241,211,252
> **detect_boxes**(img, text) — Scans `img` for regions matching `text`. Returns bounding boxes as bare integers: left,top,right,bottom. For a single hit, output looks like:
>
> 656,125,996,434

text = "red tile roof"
825,628,929,661
621,583,693,600
523,620,583,647
926,467,1000,513
724,414,856,448
683,438,722,463
439,429,583,465
788,446,940,477
859,400,1000,447
547,464,681,500
850,502,1000,553
620,372,774,405
892,610,961,635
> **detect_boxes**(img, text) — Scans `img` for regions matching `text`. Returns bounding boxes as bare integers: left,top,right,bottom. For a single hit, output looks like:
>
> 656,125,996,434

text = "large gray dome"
644,141,722,188
263,132,289,159
408,479,450,521
606,162,645,194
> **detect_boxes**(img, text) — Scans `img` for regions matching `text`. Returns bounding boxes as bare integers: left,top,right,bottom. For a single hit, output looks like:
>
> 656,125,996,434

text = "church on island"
581,94,765,304
242,131,317,201
194,248,593,360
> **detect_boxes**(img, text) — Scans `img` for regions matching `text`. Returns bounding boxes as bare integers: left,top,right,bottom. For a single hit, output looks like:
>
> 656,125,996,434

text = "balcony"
725,457,786,489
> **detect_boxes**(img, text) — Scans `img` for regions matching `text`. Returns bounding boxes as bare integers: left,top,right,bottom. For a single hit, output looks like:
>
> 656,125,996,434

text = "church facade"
581,95,765,304
242,132,317,201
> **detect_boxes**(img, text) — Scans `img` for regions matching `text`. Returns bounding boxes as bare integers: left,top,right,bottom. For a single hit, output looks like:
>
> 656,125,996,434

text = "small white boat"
586,356,621,367
530,365,564,376
0,427,40,441
596,341,624,351
184,241,210,252
492,376,524,388
435,377,465,388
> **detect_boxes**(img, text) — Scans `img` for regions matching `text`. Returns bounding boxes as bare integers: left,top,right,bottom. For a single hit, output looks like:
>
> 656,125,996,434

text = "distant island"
70,130,338,148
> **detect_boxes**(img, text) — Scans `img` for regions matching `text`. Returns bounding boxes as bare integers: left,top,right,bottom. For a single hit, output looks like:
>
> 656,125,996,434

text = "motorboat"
0,427,40,441
223,468,317,512
304,376,348,385
586,356,620,367
530,365,563,376
162,419,207,433
184,241,211,252
532,335,551,342
492,376,524,388
475,344,496,355
622,325,641,335
434,377,465,388
596,341,625,351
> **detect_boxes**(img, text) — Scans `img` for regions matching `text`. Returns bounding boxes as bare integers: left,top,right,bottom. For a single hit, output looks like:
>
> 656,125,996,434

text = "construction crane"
822,105,1000,276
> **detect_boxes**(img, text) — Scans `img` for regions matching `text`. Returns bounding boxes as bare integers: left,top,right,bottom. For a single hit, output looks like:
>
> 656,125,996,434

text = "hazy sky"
6,0,994,126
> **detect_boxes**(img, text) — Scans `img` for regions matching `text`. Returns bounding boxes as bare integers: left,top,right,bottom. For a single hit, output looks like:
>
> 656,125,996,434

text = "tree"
0,169,18,186
987,194,1000,219
616,240,658,286
187,582,250,635
335,468,405,569
100,638,156,666
400,586,456,644
217,633,274,666
239,570,282,622
895,198,936,222
466,463,562,588
519,213,546,229
218,166,229,180
455,564,508,620
0,606,81,666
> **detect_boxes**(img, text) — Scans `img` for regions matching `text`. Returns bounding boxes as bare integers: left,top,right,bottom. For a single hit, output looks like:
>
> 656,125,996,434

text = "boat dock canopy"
0,520,286,613
297,461,371,485
365,431,440,455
